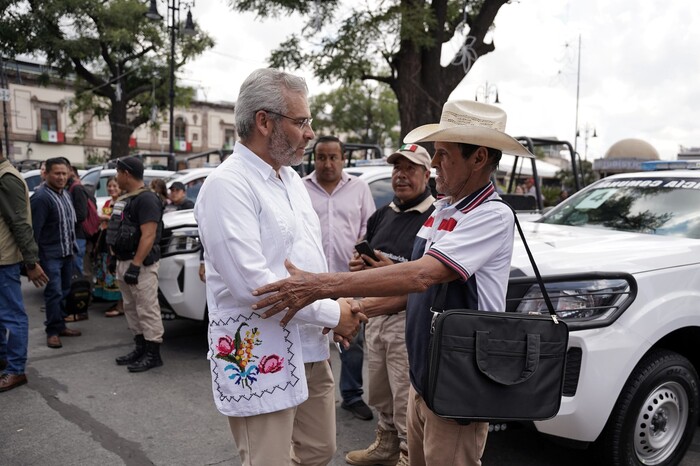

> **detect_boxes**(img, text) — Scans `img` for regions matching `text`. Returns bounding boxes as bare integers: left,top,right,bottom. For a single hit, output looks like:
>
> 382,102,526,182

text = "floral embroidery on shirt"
215,322,284,389
258,354,284,374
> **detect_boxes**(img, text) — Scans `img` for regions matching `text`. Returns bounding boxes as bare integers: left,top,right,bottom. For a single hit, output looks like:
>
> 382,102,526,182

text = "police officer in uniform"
107,157,164,372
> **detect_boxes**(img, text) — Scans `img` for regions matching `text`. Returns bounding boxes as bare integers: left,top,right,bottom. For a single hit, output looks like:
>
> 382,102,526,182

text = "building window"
192,133,198,141
161,130,168,139
41,109,58,132
175,117,186,142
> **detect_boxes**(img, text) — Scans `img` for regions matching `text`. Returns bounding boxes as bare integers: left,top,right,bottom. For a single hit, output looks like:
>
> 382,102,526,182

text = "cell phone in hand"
354,240,379,263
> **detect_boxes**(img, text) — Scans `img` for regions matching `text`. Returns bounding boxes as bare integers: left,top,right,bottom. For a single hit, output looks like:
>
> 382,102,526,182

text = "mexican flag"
40,130,65,143
174,140,192,152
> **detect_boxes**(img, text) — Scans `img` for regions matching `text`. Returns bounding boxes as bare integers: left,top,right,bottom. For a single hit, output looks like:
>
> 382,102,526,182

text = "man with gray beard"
194,68,366,466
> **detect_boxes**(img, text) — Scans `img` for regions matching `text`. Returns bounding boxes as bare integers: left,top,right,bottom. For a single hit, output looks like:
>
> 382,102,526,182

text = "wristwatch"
25,262,37,271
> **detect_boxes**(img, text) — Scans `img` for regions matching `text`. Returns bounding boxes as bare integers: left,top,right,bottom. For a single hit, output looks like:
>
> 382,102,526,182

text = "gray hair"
235,68,309,140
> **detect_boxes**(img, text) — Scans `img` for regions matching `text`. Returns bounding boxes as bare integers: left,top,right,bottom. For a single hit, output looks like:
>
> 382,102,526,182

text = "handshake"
324,298,368,349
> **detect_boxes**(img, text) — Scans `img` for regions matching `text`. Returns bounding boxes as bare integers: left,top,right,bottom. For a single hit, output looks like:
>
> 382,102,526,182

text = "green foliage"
310,82,399,146
85,146,110,166
229,0,509,138
0,0,214,157
541,185,561,207
556,159,598,191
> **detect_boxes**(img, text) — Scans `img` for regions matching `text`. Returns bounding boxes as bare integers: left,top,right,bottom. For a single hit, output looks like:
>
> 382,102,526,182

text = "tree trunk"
109,99,132,159
391,0,508,142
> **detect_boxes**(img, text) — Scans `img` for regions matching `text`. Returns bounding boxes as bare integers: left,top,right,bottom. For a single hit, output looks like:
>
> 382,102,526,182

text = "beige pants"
407,385,489,466
116,260,163,343
228,360,336,466
366,312,410,452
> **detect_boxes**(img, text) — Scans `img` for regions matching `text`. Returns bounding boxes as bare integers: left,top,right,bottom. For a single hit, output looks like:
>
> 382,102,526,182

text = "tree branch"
71,57,111,98
361,73,395,87
442,0,507,92
124,83,152,102
127,113,150,131
121,45,156,66
100,41,118,77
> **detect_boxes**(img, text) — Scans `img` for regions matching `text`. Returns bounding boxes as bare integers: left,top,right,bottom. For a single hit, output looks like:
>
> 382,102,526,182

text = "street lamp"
475,81,500,104
145,0,196,156
576,123,597,160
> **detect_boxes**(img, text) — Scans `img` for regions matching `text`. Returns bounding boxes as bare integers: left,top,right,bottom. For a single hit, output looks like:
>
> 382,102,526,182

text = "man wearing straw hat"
251,100,534,466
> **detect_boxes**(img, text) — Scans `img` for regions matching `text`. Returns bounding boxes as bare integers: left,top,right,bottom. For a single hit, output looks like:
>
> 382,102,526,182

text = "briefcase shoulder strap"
431,199,558,323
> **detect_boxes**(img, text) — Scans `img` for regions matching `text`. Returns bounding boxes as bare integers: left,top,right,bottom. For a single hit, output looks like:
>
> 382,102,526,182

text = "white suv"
157,168,215,320
508,167,700,464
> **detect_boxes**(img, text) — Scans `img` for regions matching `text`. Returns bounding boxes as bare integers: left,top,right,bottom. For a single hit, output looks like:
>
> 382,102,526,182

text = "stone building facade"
0,59,235,167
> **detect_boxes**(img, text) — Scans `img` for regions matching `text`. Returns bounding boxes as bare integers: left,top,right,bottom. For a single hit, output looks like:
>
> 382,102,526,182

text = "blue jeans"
74,238,86,275
0,263,29,374
340,324,365,404
43,256,73,336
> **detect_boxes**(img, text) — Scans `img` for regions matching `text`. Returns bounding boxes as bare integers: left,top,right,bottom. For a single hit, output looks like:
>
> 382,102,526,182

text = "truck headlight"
510,274,636,330
162,228,201,257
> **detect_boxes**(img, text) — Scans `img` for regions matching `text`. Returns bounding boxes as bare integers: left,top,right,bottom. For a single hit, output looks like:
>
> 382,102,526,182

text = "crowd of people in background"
0,151,197,392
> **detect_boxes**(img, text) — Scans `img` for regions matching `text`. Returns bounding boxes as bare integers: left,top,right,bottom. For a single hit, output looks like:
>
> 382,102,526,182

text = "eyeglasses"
261,109,313,129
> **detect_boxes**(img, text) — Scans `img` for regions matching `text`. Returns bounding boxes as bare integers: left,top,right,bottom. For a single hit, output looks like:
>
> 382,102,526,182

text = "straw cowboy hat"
404,100,534,158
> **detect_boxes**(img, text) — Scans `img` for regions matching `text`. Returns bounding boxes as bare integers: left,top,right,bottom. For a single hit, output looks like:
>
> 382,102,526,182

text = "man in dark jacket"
0,149,49,391
31,158,83,349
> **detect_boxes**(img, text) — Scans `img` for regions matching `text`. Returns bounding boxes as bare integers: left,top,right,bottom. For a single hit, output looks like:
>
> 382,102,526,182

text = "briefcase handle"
476,331,540,385
431,199,559,324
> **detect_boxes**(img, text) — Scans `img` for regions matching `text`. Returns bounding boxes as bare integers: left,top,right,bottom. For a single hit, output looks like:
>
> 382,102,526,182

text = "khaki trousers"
366,312,410,452
228,360,336,466
407,385,489,466
116,260,163,343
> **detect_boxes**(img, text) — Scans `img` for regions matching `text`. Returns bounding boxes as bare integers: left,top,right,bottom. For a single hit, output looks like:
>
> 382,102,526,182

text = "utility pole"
573,34,581,156
145,0,196,157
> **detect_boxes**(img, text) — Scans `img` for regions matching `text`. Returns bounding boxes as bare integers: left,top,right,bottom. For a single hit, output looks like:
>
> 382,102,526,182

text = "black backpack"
66,268,92,315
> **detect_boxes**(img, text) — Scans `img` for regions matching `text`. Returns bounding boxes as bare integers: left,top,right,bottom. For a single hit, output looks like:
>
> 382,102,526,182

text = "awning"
497,155,562,178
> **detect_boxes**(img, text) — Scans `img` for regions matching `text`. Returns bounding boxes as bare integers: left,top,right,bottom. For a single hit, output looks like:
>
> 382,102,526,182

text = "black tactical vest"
106,188,162,265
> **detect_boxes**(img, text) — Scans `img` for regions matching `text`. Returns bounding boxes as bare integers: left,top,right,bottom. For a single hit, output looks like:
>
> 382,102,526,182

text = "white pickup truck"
508,168,700,465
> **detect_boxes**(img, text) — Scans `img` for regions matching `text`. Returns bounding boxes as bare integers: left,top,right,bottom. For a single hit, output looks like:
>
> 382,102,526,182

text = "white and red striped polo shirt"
407,181,515,396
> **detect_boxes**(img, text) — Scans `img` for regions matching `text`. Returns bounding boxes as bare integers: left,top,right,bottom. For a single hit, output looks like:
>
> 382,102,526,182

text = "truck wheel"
599,349,699,465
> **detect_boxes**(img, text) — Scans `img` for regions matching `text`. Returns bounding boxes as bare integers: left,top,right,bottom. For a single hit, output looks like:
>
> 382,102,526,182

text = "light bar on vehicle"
353,159,391,167
640,160,700,171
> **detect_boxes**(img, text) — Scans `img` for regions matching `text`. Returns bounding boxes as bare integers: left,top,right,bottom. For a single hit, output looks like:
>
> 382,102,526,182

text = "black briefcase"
424,201,569,422
426,308,568,421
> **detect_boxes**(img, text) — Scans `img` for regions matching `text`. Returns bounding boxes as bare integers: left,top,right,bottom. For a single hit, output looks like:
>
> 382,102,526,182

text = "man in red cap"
345,143,435,466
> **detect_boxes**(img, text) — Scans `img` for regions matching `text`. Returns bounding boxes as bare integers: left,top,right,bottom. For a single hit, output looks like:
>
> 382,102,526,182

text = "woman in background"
93,177,123,317
150,178,169,209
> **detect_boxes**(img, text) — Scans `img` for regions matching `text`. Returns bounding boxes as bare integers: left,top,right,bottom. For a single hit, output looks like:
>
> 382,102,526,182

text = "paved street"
3,279,700,465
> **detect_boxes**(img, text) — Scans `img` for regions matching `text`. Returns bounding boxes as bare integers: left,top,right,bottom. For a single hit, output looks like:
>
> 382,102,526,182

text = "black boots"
115,335,163,372
116,334,146,365
127,340,163,373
